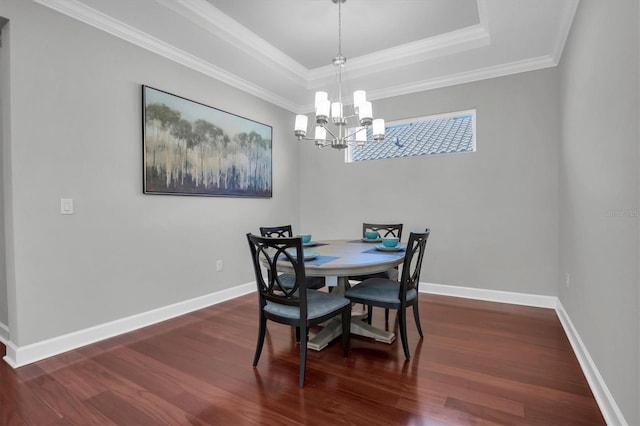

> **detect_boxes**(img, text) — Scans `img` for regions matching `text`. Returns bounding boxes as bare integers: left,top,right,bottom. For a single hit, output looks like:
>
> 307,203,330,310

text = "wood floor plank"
85,390,175,426
21,371,115,425
0,293,605,425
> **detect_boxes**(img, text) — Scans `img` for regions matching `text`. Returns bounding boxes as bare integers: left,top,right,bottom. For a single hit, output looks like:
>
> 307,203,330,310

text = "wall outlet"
60,198,73,215
565,272,570,288
216,260,223,272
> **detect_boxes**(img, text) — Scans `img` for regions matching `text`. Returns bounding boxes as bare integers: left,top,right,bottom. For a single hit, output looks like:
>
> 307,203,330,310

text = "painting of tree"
142,86,272,197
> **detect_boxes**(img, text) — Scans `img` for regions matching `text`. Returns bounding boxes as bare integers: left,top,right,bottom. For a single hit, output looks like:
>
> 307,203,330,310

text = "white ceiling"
35,0,579,113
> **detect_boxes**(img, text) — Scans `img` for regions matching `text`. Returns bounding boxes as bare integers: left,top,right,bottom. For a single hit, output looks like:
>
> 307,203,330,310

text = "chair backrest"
259,225,293,238
363,223,403,240
246,233,308,314
398,230,431,299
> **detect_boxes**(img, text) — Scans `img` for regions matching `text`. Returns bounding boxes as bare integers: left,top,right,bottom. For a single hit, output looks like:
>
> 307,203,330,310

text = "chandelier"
293,0,385,150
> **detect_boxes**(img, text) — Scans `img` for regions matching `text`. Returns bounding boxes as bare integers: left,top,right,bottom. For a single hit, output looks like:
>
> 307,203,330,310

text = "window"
346,109,476,163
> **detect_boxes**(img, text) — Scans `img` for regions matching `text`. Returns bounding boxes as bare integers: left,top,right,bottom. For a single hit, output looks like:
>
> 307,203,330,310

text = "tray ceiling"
35,0,579,113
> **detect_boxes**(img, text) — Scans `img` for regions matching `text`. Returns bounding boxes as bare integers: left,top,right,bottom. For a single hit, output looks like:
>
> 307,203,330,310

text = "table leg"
307,317,342,351
350,320,396,344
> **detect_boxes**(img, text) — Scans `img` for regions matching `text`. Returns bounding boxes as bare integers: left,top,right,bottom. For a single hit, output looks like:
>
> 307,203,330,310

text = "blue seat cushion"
264,290,350,320
345,278,416,306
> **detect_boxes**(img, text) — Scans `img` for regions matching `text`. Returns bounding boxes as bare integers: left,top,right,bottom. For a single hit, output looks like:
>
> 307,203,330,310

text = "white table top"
290,239,405,277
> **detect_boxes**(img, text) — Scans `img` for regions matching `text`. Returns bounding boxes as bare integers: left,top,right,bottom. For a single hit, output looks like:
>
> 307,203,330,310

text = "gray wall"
1,0,300,346
2,0,638,423
0,18,8,332
300,69,561,297
559,1,640,424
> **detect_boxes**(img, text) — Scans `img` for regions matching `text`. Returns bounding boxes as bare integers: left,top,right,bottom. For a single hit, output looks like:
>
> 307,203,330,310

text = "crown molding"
551,0,580,64
33,0,298,112
476,0,490,34
155,0,308,87
368,55,558,102
156,0,491,88
34,0,571,115
308,24,490,84
295,55,557,113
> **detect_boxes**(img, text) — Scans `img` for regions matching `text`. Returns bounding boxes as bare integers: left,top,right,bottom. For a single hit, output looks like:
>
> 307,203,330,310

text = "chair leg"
412,302,423,338
384,308,390,323
367,305,373,325
253,313,267,367
399,309,410,360
295,326,301,343
299,324,308,388
341,308,350,357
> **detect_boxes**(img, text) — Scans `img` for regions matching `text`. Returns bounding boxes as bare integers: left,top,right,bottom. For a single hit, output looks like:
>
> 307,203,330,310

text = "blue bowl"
365,231,379,240
382,237,399,247
299,234,312,244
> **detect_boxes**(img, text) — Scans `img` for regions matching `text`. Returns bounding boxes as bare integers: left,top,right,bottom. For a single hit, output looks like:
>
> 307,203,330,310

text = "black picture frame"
142,85,272,198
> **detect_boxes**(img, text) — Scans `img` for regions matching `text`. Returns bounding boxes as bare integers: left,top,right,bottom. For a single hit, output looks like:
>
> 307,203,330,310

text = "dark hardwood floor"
0,293,604,425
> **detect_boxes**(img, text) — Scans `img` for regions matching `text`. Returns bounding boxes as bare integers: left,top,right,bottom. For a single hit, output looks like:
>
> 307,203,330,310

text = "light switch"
60,198,73,215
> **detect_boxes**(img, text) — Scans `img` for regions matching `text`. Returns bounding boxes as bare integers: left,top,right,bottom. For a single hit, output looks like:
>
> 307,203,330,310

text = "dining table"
279,238,406,351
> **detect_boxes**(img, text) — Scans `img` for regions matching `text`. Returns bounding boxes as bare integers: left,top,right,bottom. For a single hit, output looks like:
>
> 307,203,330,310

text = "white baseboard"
421,282,626,426
0,322,9,345
2,280,626,426
3,282,255,368
555,300,627,426
421,282,557,308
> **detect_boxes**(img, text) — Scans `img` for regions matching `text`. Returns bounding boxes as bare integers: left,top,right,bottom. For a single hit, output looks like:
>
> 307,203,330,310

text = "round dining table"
278,239,406,351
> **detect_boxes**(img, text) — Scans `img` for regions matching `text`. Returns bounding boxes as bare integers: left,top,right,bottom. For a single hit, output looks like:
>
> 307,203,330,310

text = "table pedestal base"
307,316,396,351
307,277,396,351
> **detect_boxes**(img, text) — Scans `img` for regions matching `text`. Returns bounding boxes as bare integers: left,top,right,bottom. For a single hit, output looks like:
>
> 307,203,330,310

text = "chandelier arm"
298,136,328,143
299,135,377,144
321,126,339,140
344,126,367,139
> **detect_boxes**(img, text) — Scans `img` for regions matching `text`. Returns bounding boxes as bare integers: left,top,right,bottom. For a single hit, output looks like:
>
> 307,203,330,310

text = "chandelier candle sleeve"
353,90,367,109
316,100,330,123
331,102,343,119
373,119,385,140
358,101,372,125
294,115,308,137
315,126,327,141
315,91,328,108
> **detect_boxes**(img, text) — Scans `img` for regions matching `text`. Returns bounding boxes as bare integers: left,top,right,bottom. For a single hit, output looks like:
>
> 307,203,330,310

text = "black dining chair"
349,223,404,322
259,225,325,290
246,233,351,387
344,230,430,360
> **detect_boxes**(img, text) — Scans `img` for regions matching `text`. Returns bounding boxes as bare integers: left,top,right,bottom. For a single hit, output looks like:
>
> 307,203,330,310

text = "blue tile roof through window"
350,114,474,162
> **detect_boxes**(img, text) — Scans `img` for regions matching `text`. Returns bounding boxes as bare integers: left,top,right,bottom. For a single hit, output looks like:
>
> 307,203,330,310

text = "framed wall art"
142,85,272,197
